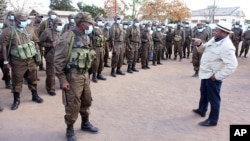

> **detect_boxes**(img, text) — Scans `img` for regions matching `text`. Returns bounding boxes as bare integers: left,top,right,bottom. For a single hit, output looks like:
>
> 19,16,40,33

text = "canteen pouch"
16,45,27,59
22,43,32,58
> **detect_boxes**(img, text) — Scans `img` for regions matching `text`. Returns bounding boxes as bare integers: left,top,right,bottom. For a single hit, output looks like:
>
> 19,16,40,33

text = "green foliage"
77,2,104,18
50,0,76,11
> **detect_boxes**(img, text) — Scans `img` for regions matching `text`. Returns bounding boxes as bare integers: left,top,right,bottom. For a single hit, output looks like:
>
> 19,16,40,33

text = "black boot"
66,124,77,141
11,92,20,110
244,53,247,58
31,90,43,103
169,55,171,59
81,116,99,133
116,68,125,75
97,72,106,80
127,65,133,73
174,56,177,60
92,73,98,83
192,71,198,77
104,63,110,67
132,65,139,72
111,68,116,77
5,81,12,89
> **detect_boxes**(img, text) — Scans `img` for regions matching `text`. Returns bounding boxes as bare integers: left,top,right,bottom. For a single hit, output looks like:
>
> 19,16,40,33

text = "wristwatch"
3,61,9,65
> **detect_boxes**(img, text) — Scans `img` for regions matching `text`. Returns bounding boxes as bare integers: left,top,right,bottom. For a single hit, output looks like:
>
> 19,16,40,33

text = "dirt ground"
0,51,250,141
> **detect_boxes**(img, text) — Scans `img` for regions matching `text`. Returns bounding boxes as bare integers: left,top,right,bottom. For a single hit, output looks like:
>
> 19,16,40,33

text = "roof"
29,9,77,17
192,7,245,17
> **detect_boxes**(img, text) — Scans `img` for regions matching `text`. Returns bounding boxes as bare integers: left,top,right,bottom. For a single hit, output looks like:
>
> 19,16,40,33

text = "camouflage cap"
94,16,103,22
15,13,28,21
75,12,95,25
48,10,57,15
53,18,62,24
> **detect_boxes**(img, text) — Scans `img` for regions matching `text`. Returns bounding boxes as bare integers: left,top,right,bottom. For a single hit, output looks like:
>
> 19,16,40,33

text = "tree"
139,0,191,22
129,0,144,19
77,2,104,18
0,0,7,18
50,0,76,11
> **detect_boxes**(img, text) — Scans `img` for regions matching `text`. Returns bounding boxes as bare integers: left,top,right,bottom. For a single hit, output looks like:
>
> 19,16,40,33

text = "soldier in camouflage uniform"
125,18,141,73
103,22,111,67
152,24,163,65
91,16,107,83
109,15,125,77
141,23,152,69
173,23,185,61
54,12,99,141
191,23,209,77
165,26,174,59
239,26,250,58
122,21,129,66
38,18,63,96
183,24,192,59
230,21,242,57
62,14,75,34
37,10,57,71
1,13,44,110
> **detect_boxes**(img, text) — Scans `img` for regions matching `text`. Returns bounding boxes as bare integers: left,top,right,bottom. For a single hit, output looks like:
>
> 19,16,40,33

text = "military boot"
92,73,98,83
66,124,77,141
31,90,44,103
81,116,99,133
168,55,171,59
97,72,107,80
244,53,247,58
5,81,12,89
127,65,133,73
11,92,20,110
116,68,125,75
132,65,139,72
111,68,116,77
174,56,177,60
192,71,198,77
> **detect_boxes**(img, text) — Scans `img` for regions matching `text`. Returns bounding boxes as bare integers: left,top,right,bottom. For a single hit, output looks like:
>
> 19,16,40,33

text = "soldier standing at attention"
141,23,152,69
173,23,185,61
152,24,163,65
125,18,141,73
165,26,174,59
103,22,111,67
183,24,192,59
91,16,107,83
239,26,250,58
54,12,98,141
62,14,75,34
1,13,44,110
109,15,125,77
38,18,63,96
37,10,57,71
230,21,242,57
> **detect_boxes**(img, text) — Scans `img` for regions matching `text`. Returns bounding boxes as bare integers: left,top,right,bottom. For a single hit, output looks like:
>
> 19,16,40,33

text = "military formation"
0,9,249,140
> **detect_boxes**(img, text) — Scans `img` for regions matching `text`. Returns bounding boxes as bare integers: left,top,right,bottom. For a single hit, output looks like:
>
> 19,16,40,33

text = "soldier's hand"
192,38,202,46
4,63,10,73
61,82,70,90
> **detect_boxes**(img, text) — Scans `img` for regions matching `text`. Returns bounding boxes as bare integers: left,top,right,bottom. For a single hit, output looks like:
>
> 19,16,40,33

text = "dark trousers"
198,79,222,123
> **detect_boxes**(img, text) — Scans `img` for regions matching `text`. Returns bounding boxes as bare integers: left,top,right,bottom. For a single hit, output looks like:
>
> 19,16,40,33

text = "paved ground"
0,52,250,141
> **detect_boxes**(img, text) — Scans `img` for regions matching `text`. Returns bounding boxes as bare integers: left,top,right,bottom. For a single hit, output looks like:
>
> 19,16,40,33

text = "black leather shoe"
142,66,147,69
157,63,162,65
48,92,56,96
11,100,20,110
97,74,107,80
81,121,99,133
104,64,110,67
192,109,205,117
92,76,98,83
111,72,116,77
32,95,44,103
5,82,12,89
116,70,125,75
146,66,150,69
198,119,217,126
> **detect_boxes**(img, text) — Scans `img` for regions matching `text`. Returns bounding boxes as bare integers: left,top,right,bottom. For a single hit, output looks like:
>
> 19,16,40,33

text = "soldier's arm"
1,28,12,62
54,32,72,85
38,30,52,48
38,21,46,36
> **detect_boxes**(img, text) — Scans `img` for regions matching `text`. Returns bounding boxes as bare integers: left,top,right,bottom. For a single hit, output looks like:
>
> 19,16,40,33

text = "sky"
13,0,250,19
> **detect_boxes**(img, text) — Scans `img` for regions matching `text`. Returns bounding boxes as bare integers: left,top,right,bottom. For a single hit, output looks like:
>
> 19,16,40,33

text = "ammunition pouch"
93,35,105,47
174,35,182,42
10,41,37,60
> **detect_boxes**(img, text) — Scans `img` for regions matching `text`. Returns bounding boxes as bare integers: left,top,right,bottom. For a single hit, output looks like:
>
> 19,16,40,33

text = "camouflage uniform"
165,27,174,59
173,24,185,61
141,24,152,69
191,24,209,77
91,16,107,82
0,13,43,110
38,18,62,96
183,24,192,59
109,15,125,77
230,22,242,57
103,23,111,67
37,10,57,71
152,25,163,65
239,27,250,57
125,18,141,72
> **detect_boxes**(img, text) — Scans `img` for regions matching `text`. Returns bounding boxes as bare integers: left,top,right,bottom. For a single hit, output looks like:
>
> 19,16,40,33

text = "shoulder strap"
7,28,15,56
66,31,75,62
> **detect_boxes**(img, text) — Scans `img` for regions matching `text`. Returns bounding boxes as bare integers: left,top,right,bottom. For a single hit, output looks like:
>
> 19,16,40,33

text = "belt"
68,68,87,74
11,56,34,61
130,41,139,44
